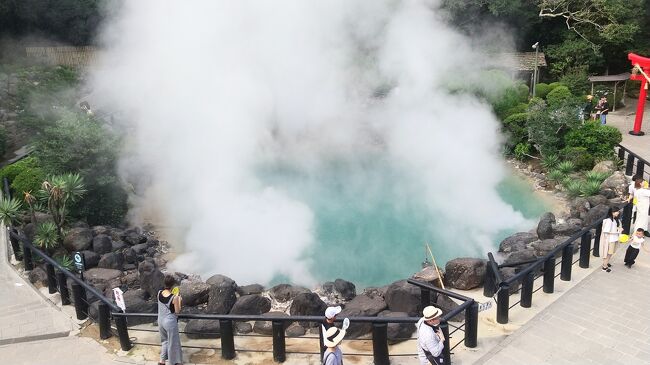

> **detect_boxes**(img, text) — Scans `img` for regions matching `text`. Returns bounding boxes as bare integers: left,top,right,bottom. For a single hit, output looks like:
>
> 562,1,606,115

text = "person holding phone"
416,305,445,365
158,274,183,365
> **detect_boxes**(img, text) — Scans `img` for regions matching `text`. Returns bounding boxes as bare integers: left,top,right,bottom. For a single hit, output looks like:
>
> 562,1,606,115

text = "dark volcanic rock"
111,240,127,251
92,225,112,236
532,238,564,257
434,295,464,322
138,260,164,299
290,293,327,326
28,266,48,287
122,228,147,245
98,252,125,271
230,295,272,315
206,284,237,314
237,284,265,296
269,284,310,302
499,232,538,253
235,322,253,334
339,294,387,338
584,204,610,227
536,212,556,239
84,268,122,288
384,280,420,316
333,279,356,300
185,320,220,339
286,323,306,337
124,248,137,264
131,243,149,255
123,289,157,325
63,227,93,251
206,274,237,290
552,221,582,236
81,250,100,269
444,258,486,290
92,234,112,255
253,312,290,335
504,248,537,266
379,311,415,343
179,280,211,306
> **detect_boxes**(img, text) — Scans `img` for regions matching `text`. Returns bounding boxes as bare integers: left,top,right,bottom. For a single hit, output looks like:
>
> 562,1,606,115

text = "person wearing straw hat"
321,306,349,353
322,326,346,365
416,305,445,365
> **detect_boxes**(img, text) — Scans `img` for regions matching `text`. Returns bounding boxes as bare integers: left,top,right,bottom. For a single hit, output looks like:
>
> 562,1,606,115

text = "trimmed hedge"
564,121,622,159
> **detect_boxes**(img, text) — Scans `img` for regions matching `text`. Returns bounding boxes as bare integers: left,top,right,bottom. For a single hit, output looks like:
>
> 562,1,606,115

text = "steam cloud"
89,0,529,285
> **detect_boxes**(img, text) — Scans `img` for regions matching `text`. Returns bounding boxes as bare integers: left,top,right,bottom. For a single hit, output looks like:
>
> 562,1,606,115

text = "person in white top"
624,228,650,268
600,207,622,272
628,176,643,222
633,181,650,233
416,305,445,365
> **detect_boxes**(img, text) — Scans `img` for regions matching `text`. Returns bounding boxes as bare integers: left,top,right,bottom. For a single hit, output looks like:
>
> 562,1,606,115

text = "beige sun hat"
423,305,443,320
323,326,346,347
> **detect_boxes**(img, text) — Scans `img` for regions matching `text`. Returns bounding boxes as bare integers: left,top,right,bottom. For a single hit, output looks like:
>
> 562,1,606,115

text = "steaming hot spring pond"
258,159,548,288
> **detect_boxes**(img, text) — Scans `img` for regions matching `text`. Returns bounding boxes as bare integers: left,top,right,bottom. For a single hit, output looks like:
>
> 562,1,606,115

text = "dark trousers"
624,246,640,266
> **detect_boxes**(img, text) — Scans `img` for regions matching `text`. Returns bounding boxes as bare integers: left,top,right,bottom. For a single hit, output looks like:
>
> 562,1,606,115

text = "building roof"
588,73,631,82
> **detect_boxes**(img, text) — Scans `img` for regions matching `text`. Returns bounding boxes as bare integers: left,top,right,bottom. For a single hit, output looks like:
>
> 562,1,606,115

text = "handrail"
112,312,420,323
617,144,650,167
9,230,122,313
407,279,472,302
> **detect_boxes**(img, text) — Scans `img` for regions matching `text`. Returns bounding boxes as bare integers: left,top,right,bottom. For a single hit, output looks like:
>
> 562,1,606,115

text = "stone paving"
474,244,650,365
0,226,73,345
607,96,650,161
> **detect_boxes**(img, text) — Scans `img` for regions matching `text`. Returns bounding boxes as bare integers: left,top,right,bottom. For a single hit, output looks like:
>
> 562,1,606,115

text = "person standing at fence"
322,326,346,365
633,182,650,234
624,228,650,268
628,176,643,224
158,275,183,365
600,207,622,272
416,305,445,365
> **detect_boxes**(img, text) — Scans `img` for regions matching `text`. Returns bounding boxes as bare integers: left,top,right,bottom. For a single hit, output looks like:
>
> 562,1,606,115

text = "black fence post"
593,222,602,258
496,283,510,324
8,229,22,261
464,301,479,348
637,160,645,177
626,155,636,176
483,263,496,297
372,323,390,365
220,319,236,360
272,321,286,363
23,243,33,271
622,203,633,235
98,302,112,339
71,282,88,320
560,244,573,281
420,288,431,309
579,231,592,268
543,257,556,293
114,312,132,351
440,321,451,365
56,271,70,305
617,147,625,162
45,263,57,294
520,271,534,308
318,324,325,361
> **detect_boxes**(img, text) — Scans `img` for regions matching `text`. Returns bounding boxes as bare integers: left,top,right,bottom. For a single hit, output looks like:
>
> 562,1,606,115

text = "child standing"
624,228,650,268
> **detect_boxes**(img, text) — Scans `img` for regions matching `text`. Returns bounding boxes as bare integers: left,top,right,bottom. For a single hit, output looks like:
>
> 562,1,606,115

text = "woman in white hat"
416,305,445,365
322,326,346,365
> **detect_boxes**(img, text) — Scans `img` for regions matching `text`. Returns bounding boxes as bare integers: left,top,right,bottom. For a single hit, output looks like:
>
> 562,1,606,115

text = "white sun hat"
323,326,346,347
422,305,443,320
325,306,342,319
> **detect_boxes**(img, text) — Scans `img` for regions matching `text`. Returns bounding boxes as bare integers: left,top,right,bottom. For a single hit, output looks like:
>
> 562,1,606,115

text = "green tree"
526,98,581,155
40,173,86,244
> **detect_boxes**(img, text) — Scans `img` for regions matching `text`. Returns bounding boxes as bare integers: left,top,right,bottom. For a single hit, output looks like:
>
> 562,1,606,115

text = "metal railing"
617,144,650,181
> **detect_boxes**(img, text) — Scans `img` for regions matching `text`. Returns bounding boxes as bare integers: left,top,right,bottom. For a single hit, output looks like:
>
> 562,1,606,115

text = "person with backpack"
416,305,445,364
322,325,346,365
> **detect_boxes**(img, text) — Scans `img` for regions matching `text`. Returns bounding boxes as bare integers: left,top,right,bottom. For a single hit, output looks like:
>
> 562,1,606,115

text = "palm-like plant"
0,197,23,226
40,173,86,243
584,171,610,185
541,154,560,171
24,191,38,225
557,161,575,175
34,222,59,253
547,170,565,186
565,180,584,198
581,180,602,197
55,254,74,271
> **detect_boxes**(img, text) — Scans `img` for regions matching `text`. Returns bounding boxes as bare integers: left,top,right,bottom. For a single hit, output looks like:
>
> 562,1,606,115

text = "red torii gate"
629,53,650,135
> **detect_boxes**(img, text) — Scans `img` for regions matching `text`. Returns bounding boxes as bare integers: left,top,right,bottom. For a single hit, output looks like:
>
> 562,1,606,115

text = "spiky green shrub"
584,171,610,185
557,161,575,174
0,197,23,225
565,180,584,198
547,170,566,186
581,180,602,197
541,154,560,171
55,254,74,271
34,222,59,251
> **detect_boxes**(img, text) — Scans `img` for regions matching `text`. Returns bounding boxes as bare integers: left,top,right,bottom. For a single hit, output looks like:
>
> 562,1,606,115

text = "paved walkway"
474,245,650,365
0,226,73,345
608,96,650,161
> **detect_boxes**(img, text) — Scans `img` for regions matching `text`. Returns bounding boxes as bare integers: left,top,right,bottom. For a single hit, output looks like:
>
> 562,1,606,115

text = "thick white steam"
89,0,529,285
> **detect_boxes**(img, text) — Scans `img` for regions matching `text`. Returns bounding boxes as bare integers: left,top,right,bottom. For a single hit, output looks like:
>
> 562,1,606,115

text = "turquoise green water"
260,159,547,287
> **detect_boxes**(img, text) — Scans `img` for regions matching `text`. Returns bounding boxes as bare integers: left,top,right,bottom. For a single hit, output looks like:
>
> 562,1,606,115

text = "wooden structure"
587,73,630,112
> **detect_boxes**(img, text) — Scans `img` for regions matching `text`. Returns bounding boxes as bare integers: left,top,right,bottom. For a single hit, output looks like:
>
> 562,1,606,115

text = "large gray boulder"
81,250,100,269
600,171,627,195
584,204,610,227
206,274,237,290
269,284,310,302
92,234,112,255
123,289,157,325
570,197,591,220
138,260,164,299
28,266,48,287
63,227,93,251
339,294,388,338
253,312,290,335
552,220,582,236
121,228,147,246
592,161,615,175
532,238,564,257
444,258,486,290
98,252,124,271
384,280,420,316
91,225,112,236
434,295,464,322
206,284,237,314
230,294,272,315
504,248,537,266
237,284,265,296
322,279,356,301
379,310,415,344
289,292,327,327
410,266,443,287
536,212,556,239
179,280,211,306
586,195,608,208
84,268,122,289
185,320,220,339
499,232,538,254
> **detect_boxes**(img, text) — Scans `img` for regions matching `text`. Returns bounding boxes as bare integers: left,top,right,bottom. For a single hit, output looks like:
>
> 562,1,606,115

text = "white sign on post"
478,301,493,312
113,288,126,311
